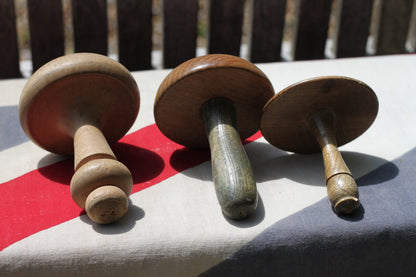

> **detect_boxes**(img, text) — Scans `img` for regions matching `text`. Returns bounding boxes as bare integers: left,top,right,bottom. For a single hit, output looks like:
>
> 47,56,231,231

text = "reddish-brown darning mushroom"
261,76,378,214
154,54,274,219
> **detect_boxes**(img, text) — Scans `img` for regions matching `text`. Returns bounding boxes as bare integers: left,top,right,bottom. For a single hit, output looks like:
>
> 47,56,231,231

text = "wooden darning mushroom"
19,53,140,224
154,54,274,219
261,76,378,214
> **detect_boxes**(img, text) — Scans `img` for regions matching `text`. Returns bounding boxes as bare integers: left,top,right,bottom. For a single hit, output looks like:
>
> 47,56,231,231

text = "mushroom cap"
19,53,140,155
154,54,275,148
261,76,378,153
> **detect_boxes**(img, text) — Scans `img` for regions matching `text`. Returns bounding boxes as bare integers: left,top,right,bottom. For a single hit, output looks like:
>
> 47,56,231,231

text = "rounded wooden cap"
261,76,378,153
19,53,140,155
85,185,129,224
154,54,274,148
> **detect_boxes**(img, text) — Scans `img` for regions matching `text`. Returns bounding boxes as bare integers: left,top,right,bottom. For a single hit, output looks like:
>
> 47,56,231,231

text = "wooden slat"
162,0,198,69
27,0,64,71
376,0,413,55
0,0,21,79
250,0,286,63
336,0,374,58
294,0,332,60
71,0,108,55
208,0,245,56
117,0,152,71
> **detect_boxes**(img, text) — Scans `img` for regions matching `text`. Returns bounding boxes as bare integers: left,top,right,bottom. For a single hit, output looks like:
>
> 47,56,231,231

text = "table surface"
1,54,416,276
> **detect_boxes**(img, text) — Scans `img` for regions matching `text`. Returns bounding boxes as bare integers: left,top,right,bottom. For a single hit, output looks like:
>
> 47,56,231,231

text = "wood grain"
27,0,64,71
71,0,108,54
261,76,378,153
19,53,139,224
376,0,413,55
250,0,286,62
0,0,21,79
154,54,274,148
310,110,359,214
162,0,198,68
336,0,374,58
294,0,332,60
201,98,257,219
208,0,245,56
261,76,378,214
154,54,274,219
117,0,153,70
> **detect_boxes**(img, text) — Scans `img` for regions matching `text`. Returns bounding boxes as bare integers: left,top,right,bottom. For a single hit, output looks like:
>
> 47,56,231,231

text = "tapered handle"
201,98,258,219
321,144,359,214
310,110,359,214
70,124,133,224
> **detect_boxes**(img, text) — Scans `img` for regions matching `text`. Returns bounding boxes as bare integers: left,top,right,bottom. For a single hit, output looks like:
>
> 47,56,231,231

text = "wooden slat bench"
0,0,414,79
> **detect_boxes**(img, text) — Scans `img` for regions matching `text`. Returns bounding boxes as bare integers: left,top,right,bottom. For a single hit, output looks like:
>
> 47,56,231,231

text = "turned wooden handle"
18,53,140,225
310,110,359,214
201,98,258,219
70,124,133,224
321,144,359,213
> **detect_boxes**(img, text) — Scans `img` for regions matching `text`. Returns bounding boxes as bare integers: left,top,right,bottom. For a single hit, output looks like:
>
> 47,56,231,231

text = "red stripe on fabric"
0,124,261,250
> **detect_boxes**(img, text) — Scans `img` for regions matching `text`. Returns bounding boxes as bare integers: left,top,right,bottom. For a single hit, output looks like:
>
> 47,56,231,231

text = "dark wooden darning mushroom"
154,54,274,219
261,76,378,214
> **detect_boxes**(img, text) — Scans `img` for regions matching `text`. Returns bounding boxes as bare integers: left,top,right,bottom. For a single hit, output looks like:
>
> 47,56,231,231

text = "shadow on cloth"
199,148,414,277
169,144,266,227
224,194,266,228
37,142,165,186
79,199,145,234
250,141,399,187
35,142,164,233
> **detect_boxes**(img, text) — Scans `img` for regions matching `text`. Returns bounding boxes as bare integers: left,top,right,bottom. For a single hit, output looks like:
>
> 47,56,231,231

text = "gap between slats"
11,0,416,79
